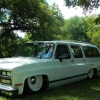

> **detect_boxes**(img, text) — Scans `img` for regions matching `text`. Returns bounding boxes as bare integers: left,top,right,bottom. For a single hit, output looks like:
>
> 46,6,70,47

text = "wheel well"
94,68,97,76
42,75,49,90
23,75,49,93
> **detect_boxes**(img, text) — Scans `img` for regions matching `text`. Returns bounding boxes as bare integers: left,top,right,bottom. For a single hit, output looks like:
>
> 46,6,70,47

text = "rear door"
70,45,87,76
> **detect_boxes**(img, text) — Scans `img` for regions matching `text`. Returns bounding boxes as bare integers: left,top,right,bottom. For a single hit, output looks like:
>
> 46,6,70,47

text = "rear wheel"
87,69,94,79
24,75,44,94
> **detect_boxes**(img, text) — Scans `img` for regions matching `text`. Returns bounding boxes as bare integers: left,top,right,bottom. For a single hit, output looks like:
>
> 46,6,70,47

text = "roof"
25,40,96,47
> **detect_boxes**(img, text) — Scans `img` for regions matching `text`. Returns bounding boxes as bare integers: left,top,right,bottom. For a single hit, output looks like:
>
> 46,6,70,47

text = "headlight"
1,71,6,76
1,71,11,77
7,72,11,77
1,79,11,84
0,70,12,85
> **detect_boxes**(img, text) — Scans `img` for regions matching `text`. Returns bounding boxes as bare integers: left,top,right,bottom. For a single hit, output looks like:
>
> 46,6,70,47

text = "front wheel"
87,69,94,79
24,75,44,94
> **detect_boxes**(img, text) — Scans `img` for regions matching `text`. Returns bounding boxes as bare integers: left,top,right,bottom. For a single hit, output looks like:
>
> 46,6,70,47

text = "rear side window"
71,45,83,58
83,46,100,57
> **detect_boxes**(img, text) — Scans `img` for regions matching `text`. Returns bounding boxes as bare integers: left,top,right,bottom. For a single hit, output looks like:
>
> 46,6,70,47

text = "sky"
46,0,100,19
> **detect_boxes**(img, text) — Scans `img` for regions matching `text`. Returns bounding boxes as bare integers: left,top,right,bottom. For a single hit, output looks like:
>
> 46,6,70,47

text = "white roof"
26,40,96,47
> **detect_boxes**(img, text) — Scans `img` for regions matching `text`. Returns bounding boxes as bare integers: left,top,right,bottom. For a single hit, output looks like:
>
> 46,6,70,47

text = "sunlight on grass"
91,86,100,91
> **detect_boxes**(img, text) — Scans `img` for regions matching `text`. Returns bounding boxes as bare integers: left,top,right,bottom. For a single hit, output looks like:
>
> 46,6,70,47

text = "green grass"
1,76,100,100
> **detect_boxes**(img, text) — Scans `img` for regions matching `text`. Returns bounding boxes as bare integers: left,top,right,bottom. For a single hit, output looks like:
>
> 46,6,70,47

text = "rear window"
83,46,100,57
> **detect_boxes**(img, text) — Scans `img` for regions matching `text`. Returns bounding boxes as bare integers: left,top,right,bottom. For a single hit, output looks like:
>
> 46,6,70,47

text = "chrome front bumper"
0,84,18,96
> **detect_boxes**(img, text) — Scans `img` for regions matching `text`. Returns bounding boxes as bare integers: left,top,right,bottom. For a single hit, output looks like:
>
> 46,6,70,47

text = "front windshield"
14,42,54,59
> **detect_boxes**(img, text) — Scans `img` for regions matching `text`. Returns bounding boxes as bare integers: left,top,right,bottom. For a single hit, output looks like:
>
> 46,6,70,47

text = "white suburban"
0,41,100,96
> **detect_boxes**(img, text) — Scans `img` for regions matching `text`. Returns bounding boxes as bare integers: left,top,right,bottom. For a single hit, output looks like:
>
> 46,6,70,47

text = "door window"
71,45,83,58
55,44,71,59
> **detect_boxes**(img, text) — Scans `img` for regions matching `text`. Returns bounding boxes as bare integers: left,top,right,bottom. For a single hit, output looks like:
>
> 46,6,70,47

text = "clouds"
55,1,83,19
46,0,84,19
46,0,100,19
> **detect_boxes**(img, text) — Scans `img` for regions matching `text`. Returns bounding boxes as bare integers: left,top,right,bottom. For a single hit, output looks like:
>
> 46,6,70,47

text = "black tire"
87,69,94,79
24,75,44,94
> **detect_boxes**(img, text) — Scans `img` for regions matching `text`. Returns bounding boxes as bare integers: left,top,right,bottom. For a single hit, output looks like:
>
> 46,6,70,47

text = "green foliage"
83,15,100,48
85,15,96,43
0,31,24,57
0,0,64,57
0,0,47,35
95,14,100,24
92,28,100,49
0,0,46,57
0,0,100,57
62,16,89,41
28,3,64,41
64,0,100,48
64,0,100,10
61,15,100,49
21,46,34,57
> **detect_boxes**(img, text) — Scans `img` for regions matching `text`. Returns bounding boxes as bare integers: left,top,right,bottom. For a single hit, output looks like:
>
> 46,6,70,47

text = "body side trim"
49,73,87,84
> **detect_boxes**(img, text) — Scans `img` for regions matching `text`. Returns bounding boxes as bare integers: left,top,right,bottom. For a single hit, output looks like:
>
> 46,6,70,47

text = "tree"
92,30,100,49
64,0,100,10
0,29,24,57
0,0,46,57
0,0,47,39
24,3,64,41
64,0,100,47
0,0,64,40
95,14,100,23
85,15,97,43
0,0,64,57
62,16,89,41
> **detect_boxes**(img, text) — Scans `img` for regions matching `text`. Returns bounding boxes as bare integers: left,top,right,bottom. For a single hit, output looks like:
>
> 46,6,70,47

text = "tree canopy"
0,0,64,57
64,0,100,10
62,16,89,41
0,0,64,40
1,0,100,58
0,0,46,39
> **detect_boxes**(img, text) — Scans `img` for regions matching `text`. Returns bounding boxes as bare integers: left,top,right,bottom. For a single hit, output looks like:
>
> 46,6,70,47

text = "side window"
55,44,71,59
83,46,100,57
71,45,83,58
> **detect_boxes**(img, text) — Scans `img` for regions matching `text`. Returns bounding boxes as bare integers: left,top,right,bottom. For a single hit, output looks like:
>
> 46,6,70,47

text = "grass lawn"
1,76,100,100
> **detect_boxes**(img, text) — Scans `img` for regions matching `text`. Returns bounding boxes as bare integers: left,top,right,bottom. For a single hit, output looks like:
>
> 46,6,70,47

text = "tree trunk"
0,46,3,58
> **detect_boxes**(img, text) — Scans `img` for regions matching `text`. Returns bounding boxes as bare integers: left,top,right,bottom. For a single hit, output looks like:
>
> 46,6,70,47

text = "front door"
53,44,75,85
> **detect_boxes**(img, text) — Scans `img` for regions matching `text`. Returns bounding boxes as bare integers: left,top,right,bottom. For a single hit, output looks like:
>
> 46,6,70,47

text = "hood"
0,57,44,70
